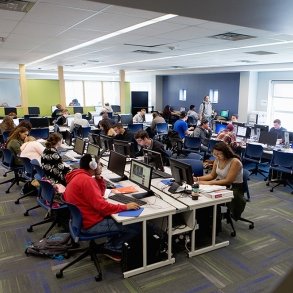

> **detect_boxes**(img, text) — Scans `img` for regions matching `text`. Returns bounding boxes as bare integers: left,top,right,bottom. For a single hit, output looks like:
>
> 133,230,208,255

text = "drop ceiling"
0,0,293,76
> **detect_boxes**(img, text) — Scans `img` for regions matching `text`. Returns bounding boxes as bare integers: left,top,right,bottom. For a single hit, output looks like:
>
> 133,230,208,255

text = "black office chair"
0,149,26,193
26,180,68,238
176,158,203,176
155,123,169,141
242,143,268,179
56,202,119,281
182,136,202,156
266,150,293,194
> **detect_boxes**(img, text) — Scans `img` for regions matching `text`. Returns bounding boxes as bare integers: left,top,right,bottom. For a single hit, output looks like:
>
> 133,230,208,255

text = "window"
271,81,293,131
65,81,83,106
209,89,218,103
179,89,187,101
84,81,102,106
103,82,120,105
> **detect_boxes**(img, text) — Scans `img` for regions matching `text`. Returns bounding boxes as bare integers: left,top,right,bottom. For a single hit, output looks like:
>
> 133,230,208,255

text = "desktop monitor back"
64,130,72,146
28,107,40,115
4,107,17,115
143,149,164,172
73,106,83,114
29,117,49,128
169,158,193,186
259,131,278,146
108,150,127,179
113,139,136,158
119,114,133,125
73,137,86,155
283,131,293,145
112,105,121,113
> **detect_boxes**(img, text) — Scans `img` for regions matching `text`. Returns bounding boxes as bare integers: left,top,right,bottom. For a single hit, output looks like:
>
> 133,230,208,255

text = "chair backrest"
31,159,45,180
2,131,11,142
184,136,201,150
2,148,15,168
242,168,250,196
208,139,220,154
20,157,33,178
81,126,91,139
271,150,293,171
156,123,168,134
244,143,264,159
177,159,203,176
186,153,202,160
39,180,55,204
73,124,83,138
187,116,197,126
65,202,83,243
127,123,143,133
29,128,49,139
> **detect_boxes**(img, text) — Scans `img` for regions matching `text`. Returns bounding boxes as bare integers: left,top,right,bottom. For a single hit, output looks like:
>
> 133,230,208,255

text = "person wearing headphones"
63,154,140,262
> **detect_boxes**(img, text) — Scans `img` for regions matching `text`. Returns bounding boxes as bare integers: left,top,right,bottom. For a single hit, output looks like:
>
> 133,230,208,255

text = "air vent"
125,43,166,48
170,66,185,69
87,59,100,63
0,0,35,12
64,64,74,67
133,50,161,54
238,60,257,63
245,51,277,55
209,32,255,41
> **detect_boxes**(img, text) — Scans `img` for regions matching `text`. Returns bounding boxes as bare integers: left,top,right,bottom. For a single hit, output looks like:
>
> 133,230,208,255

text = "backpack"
25,233,72,259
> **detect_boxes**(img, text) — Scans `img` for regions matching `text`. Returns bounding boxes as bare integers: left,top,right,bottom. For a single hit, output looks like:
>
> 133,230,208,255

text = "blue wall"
162,72,240,116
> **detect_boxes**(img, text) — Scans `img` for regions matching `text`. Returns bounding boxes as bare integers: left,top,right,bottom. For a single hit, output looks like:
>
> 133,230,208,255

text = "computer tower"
121,231,164,272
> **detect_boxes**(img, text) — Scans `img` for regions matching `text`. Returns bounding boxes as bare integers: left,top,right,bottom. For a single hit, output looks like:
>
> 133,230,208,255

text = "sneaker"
102,248,122,262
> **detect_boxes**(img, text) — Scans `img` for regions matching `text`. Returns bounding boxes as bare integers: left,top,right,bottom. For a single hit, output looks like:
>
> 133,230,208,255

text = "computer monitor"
4,107,17,115
66,116,75,126
247,113,258,125
13,118,20,126
64,130,72,146
259,131,278,146
99,134,114,154
169,158,194,187
73,137,86,155
143,149,165,172
73,106,83,114
119,114,133,125
113,139,136,158
232,122,245,135
144,113,153,123
28,107,40,115
108,151,127,181
283,131,293,145
236,125,250,138
112,105,121,113
254,124,269,133
214,121,228,134
93,115,102,126
86,143,100,157
220,110,229,119
29,117,49,128
129,160,152,190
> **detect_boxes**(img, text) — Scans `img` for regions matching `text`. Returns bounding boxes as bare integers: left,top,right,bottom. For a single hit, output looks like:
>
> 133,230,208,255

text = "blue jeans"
84,217,141,253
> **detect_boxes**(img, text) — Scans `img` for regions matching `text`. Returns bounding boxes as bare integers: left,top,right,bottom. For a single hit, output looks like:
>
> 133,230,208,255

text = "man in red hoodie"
64,154,140,261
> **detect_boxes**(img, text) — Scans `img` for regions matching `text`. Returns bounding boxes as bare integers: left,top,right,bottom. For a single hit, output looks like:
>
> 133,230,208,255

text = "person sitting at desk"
191,119,212,152
133,108,146,123
64,154,140,261
52,104,64,119
134,130,170,165
195,141,246,220
20,136,45,164
0,115,16,134
187,105,199,123
101,102,113,113
113,123,134,141
269,119,287,139
216,123,238,150
55,109,69,126
69,113,90,133
99,111,115,127
230,114,238,122
99,119,116,136
150,112,166,131
173,111,194,139
68,99,80,106
41,133,71,186
6,126,29,166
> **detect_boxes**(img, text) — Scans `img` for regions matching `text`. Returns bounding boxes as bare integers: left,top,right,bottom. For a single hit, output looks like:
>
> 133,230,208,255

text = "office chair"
185,153,202,160
127,123,143,133
243,168,251,201
29,128,49,139
207,139,220,158
155,122,169,141
187,116,197,127
2,131,11,142
182,136,202,156
166,130,184,158
15,157,37,204
267,150,293,194
0,149,26,193
26,180,68,238
56,202,119,281
177,158,203,176
242,143,268,179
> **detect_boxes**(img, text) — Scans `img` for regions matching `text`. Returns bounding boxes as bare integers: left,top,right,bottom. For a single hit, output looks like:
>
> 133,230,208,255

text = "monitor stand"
110,175,128,182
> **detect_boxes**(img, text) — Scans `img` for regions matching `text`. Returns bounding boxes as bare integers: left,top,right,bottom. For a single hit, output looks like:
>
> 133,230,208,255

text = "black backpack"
25,233,72,259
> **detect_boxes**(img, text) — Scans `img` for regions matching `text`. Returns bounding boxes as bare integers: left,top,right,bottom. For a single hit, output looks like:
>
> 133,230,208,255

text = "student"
269,119,286,139
52,104,64,118
99,119,116,136
0,115,16,134
134,130,170,165
230,114,238,122
191,119,212,152
113,123,134,141
98,111,115,127
6,126,29,165
196,141,246,220
41,133,71,186
187,105,199,123
101,102,113,113
55,109,69,126
20,136,45,164
133,109,146,123
63,154,140,261
173,111,193,139
69,113,90,133
68,99,80,106
150,112,166,131
199,95,213,122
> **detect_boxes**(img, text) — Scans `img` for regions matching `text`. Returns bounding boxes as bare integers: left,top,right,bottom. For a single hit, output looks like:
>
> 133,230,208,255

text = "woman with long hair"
41,133,70,185
6,126,29,165
20,136,45,164
0,115,16,134
196,141,246,220
99,119,116,136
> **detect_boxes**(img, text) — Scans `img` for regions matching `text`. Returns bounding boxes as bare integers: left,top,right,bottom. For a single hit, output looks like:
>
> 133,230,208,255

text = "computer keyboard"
152,169,172,179
108,194,146,206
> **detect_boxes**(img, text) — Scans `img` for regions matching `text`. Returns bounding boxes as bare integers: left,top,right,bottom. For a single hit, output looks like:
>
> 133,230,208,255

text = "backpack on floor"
25,233,72,259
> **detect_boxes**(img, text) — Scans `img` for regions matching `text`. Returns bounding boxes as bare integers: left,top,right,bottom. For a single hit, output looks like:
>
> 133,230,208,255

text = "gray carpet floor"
0,169,292,293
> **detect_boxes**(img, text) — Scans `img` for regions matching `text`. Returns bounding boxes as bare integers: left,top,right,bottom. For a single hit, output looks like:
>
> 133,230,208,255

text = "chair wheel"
231,231,236,237
266,182,269,186
5,190,10,194
270,189,273,192
15,200,20,204
56,272,63,279
27,227,33,232
24,211,29,216
249,224,254,229
95,273,102,282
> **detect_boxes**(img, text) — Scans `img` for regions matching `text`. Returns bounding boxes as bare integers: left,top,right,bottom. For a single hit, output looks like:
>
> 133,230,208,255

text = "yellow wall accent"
124,82,131,113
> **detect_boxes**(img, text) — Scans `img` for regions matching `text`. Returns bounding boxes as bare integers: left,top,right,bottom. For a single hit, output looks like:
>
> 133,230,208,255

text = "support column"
58,66,66,107
19,64,28,115
120,69,125,113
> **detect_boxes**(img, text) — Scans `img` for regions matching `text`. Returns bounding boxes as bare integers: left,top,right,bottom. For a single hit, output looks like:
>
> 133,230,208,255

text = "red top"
64,169,127,229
